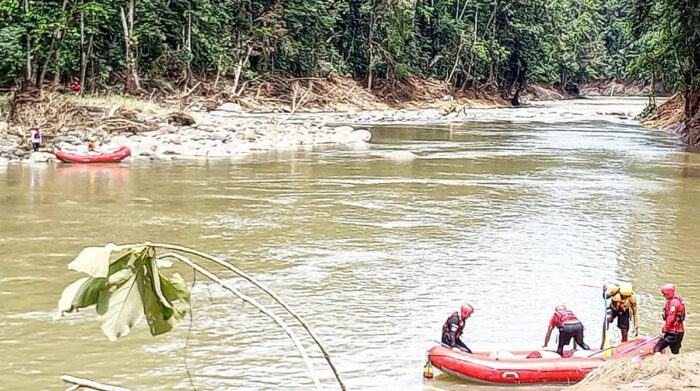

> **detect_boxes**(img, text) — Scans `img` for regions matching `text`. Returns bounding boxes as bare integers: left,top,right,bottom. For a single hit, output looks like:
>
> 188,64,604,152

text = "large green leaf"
142,274,174,336
57,277,90,315
68,246,115,278
109,252,133,273
142,271,190,337
107,268,134,287
146,255,173,312
56,276,107,315
160,272,190,316
72,277,107,308
96,263,146,341
57,251,133,318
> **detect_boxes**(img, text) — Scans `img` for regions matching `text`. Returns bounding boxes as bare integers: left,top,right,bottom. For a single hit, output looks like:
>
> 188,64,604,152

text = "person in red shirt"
71,79,82,92
654,283,685,354
441,303,474,353
543,305,590,356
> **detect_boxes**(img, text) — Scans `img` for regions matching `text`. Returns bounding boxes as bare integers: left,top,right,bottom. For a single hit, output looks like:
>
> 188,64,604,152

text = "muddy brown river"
1,98,698,390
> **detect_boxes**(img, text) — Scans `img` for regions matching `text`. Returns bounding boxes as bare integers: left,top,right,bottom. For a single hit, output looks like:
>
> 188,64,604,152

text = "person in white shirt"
31,126,41,151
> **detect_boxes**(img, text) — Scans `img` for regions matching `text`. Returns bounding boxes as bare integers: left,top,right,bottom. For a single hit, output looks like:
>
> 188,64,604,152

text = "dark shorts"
654,331,684,354
608,307,630,330
557,322,589,355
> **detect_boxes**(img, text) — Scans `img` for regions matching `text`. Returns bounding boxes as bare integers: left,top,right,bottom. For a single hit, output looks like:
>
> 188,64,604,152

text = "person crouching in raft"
604,282,638,342
654,283,686,354
543,305,590,356
441,303,474,353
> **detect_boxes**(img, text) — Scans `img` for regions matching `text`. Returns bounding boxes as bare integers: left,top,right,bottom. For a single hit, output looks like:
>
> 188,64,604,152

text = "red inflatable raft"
428,337,658,385
55,146,131,163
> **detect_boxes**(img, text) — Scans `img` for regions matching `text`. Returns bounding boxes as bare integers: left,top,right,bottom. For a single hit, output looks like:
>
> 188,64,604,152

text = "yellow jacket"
607,286,638,327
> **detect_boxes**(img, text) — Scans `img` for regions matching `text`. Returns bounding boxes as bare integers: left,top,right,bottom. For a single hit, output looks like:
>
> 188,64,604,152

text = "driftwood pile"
10,90,158,136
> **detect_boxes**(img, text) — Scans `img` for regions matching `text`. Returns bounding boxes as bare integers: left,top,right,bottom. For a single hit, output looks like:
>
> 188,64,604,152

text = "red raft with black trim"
428,337,658,385
55,146,131,163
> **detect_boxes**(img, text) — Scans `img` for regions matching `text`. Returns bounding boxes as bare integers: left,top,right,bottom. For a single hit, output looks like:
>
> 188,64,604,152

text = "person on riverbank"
543,305,590,356
441,303,474,353
30,126,41,151
70,79,82,93
88,137,97,152
604,282,638,342
654,283,685,354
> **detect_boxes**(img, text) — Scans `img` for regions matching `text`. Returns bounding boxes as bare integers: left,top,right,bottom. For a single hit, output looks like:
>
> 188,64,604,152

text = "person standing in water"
654,283,685,354
604,282,638,342
543,305,590,356
441,303,474,353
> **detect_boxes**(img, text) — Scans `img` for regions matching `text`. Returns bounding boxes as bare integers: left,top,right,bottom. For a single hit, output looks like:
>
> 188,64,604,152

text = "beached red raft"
55,146,131,163
428,337,658,385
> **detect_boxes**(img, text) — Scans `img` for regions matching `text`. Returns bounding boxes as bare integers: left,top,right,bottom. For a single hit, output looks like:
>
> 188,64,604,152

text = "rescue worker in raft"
543,305,590,356
441,303,474,353
604,282,638,342
654,283,686,354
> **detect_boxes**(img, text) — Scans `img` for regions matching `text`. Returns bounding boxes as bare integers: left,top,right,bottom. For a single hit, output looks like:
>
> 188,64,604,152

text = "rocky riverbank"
0,84,651,166
0,95,500,165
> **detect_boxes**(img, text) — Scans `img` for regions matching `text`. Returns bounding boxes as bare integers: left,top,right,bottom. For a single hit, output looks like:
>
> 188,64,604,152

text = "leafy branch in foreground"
56,242,345,391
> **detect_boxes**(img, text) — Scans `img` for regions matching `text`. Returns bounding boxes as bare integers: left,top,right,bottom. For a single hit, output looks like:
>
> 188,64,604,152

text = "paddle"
588,335,660,358
601,286,610,351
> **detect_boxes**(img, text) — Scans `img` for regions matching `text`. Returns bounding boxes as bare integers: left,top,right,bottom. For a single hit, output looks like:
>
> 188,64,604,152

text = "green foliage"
0,26,25,84
0,0,696,96
57,244,190,341
626,0,699,91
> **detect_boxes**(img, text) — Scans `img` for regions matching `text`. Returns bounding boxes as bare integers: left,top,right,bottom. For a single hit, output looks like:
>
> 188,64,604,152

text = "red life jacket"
551,309,579,328
442,311,464,341
662,296,685,333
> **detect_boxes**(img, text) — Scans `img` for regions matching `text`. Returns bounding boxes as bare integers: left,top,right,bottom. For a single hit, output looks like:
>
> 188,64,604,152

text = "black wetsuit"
441,312,472,353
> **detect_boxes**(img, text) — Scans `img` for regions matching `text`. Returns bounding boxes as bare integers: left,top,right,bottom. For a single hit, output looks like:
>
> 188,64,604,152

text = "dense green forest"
0,0,697,102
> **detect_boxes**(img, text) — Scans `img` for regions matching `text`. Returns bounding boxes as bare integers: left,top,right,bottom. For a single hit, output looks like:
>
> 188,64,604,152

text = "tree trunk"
213,54,222,89
38,0,70,88
182,9,192,87
120,0,140,92
80,4,86,92
367,12,375,90
52,32,68,87
233,46,253,96
650,71,656,107
24,0,32,84
446,36,464,84
84,14,95,92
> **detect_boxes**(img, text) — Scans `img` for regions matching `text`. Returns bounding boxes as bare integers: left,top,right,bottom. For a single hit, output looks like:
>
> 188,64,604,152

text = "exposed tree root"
643,90,700,147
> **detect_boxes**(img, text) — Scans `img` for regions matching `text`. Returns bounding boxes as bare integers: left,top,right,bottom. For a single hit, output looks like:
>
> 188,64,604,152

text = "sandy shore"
572,351,700,391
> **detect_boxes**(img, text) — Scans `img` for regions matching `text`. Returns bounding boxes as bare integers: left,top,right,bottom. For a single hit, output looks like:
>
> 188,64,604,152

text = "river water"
1,98,698,391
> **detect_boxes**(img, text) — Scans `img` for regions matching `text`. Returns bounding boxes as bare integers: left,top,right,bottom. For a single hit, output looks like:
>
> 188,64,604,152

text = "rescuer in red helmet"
543,305,590,356
441,303,474,353
654,283,685,354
